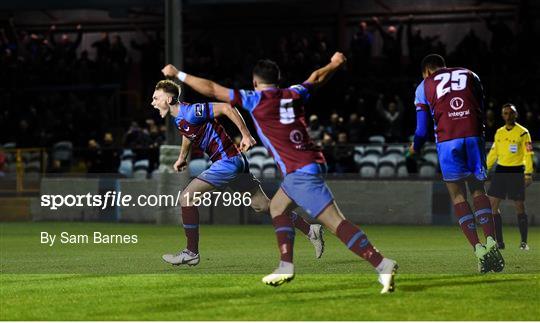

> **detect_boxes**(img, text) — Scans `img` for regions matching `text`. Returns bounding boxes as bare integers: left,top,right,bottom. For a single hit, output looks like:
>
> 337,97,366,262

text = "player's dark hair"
253,59,280,84
155,80,180,104
502,103,518,115
421,54,446,73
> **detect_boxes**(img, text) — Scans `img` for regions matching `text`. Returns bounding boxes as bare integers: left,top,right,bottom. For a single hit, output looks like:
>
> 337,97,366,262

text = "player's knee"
467,178,485,195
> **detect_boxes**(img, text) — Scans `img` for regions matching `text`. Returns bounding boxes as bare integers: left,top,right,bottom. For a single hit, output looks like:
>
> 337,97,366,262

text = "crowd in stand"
1,13,539,175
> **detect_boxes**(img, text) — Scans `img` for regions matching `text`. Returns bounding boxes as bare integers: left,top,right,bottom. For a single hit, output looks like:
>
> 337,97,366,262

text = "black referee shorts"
487,165,525,201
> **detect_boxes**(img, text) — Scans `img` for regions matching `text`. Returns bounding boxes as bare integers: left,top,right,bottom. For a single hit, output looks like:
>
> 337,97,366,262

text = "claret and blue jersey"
174,102,239,162
174,102,255,189
228,83,326,176
413,67,488,182
229,83,334,218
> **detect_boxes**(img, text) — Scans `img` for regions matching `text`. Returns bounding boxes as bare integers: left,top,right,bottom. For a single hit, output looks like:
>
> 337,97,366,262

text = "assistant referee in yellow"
487,103,534,250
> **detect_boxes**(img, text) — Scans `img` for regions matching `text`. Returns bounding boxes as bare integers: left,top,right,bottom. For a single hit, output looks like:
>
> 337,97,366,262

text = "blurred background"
0,0,538,224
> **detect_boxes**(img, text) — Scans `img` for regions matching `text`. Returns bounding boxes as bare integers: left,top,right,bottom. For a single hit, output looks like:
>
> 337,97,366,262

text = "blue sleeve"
288,83,313,102
229,89,261,112
414,81,429,112
184,103,213,125
413,110,429,152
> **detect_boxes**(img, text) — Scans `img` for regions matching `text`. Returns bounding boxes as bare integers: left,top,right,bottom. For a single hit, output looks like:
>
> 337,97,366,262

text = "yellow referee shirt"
487,122,534,174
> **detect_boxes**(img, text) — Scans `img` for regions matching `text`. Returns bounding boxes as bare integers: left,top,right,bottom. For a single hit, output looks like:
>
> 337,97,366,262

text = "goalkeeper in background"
487,103,534,250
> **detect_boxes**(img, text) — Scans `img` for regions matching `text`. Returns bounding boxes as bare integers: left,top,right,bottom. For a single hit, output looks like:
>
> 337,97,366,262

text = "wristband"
177,71,187,82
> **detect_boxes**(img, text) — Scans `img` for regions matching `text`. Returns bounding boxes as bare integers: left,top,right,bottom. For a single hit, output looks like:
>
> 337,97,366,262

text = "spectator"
325,113,344,139
49,24,82,65
350,21,373,75
321,132,336,173
307,114,324,143
85,139,102,173
334,132,355,173
347,113,367,143
91,32,110,62
376,94,404,142
373,16,403,74
109,34,127,66
101,132,119,173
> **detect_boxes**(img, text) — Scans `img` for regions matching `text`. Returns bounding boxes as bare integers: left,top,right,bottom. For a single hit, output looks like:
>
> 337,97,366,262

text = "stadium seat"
151,169,162,179
353,145,364,165
422,143,437,155
248,155,265,169
133,159,149,179
359,155,378,178
262,158,277,178
423,152,439,165
396,160,409,177
248,146,268,159
121,149,135,161
249,163,262,178
385,144,406,156
368,135,385,144
118,160,133,177
377,156,397,178
52,141,73,162
188,158,208,177
364,145,383,157
419,161,437,178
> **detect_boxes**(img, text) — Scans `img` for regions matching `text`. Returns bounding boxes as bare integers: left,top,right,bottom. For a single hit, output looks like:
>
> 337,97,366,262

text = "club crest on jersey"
194,103,204,117
289,129,304,144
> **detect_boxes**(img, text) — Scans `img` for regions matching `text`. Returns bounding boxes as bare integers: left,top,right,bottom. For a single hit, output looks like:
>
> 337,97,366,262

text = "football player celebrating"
152,80,324,266
410,54,504,273
161,52,398,294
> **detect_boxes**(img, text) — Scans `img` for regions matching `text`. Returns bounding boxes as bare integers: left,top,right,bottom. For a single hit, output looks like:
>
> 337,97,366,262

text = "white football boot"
308,224,325,259
162,249,200,266
376,258,398,294
262,261,295,286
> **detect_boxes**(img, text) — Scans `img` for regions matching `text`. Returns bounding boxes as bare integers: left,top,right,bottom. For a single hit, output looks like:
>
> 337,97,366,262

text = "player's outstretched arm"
174,135,192,172
213,103,256,152
161,64,231,103
304,52,346,89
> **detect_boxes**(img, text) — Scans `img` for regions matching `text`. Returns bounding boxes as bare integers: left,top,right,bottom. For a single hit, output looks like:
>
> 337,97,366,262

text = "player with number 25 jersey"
412,54,504,274
413,61,486,181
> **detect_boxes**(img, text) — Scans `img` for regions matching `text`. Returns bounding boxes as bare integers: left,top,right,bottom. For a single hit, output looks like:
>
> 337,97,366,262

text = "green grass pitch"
1,222,539,320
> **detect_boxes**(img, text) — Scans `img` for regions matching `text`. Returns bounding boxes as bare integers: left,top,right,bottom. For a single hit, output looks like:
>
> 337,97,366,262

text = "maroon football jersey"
229,83,325,175
414,67,485,142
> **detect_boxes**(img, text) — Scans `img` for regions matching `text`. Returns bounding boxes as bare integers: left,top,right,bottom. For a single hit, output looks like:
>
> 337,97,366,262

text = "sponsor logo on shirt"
448,109,470,118
450,97,464,110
